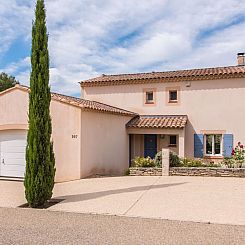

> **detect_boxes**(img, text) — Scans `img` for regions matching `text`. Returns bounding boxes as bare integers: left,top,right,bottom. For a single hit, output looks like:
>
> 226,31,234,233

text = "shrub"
220,142,245,168
169,151,181,167
124,169,130,176
232,142,245,164
179,158,204,167
221,157,245,168
154,150,181,167
221,157,237,168
131,156,155,167
154,151,162,168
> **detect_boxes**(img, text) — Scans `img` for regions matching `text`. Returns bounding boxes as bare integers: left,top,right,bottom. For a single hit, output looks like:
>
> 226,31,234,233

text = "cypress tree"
24,0,55,208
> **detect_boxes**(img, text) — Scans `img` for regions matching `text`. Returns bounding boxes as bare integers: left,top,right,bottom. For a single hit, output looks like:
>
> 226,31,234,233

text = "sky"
0,0,245,96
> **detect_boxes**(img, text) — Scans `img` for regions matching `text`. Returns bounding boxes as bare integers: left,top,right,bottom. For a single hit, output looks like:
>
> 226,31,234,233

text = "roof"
51,92,136,116
126,115,188,129
80,65,245,87
0,85,136,117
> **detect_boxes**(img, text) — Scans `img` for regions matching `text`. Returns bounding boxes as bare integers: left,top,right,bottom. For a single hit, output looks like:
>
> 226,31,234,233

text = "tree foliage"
0,72,19,92
24,0,55,208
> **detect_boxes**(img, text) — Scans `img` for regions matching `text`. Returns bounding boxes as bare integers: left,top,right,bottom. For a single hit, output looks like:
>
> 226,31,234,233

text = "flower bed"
129,142,245,177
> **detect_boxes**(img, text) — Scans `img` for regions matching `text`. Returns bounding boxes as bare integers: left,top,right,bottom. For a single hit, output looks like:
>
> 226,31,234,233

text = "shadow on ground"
55,182,187,204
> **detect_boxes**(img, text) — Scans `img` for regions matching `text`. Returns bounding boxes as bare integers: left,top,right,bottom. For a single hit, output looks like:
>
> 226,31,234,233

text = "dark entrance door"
144,134,157,159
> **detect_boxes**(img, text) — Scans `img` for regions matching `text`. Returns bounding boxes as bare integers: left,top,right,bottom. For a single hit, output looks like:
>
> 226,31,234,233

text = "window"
204,134,222,156
145,91,154,104
143,88,156,106
169,135,177,146
166,87,180,106
169,90,178,102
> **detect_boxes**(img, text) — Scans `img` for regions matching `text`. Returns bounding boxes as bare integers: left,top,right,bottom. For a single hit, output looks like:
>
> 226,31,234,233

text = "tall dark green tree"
25,0,55,208
0,72,19,92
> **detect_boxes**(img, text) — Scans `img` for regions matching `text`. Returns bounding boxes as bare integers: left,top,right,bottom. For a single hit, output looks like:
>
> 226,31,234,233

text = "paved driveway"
1,176,245,225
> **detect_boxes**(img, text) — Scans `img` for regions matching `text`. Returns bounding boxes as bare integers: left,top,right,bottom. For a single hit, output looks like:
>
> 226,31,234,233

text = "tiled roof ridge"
92,64,245,77
81,65,245,87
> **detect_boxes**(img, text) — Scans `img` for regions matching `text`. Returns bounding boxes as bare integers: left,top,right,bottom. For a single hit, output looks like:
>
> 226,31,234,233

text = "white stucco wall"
80,111,132,177
0,88,81,182
51,100,82,182
83,78,245,157
0,89,28,127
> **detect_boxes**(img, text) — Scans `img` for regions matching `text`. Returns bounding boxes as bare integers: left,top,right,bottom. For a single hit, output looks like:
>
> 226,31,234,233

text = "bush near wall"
131,142,245,169
131,156,155,168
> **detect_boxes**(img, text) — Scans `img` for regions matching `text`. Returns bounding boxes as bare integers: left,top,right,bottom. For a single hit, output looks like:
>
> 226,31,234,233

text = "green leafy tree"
0,72,19,92
24,0,55,208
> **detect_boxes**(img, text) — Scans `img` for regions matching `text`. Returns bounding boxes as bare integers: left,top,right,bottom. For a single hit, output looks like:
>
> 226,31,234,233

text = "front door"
144,134,157,159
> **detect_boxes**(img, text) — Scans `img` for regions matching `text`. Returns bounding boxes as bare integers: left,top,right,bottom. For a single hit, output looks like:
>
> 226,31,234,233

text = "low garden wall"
129,167,245,177
130,148,245,177
170,167,245,177
129,167,162,176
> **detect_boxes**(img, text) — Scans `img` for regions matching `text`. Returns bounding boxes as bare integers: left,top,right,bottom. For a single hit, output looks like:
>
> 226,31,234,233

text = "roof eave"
80,73,245,87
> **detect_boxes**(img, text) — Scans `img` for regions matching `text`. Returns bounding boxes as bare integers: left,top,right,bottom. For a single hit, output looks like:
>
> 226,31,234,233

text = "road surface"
1,208,245,245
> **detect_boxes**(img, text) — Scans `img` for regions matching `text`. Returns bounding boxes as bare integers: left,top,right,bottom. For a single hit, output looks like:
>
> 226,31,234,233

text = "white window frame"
204,134,223,156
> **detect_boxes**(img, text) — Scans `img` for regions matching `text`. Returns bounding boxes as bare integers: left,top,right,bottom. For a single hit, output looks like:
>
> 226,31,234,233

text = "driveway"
1,176,245,225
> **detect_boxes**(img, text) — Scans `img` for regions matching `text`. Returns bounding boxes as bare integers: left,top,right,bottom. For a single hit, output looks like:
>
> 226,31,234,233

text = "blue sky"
1,0,245,95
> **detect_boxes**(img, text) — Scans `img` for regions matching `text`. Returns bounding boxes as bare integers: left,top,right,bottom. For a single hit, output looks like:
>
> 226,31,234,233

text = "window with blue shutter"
223,134,234,157
194,134,204,158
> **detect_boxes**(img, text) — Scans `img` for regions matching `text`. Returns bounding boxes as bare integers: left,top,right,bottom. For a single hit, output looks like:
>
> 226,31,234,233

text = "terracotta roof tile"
126,115,188,129
81,65,245,87
8,85,136,116
51,92,136,116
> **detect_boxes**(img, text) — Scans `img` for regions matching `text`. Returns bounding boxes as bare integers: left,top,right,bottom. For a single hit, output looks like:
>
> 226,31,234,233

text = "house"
0,85,135,182
1,53,245,181
81,53,245,162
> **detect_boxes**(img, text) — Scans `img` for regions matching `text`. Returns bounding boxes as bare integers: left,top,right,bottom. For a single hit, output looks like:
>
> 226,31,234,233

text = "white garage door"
0,130,27,178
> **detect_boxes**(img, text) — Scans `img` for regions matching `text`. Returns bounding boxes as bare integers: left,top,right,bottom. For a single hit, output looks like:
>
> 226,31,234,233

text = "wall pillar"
162,148,170,176
179,130,185,158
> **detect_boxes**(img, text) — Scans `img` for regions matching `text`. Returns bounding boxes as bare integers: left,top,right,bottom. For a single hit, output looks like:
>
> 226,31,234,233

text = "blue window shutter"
194,134,204,158
223,134,234,157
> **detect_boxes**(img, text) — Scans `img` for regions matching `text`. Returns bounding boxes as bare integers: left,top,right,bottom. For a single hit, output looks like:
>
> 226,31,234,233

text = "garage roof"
0,85,137,117
51,92,136,116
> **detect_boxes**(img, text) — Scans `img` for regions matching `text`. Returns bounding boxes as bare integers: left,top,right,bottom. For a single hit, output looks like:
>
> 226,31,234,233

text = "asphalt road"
0,208,245,245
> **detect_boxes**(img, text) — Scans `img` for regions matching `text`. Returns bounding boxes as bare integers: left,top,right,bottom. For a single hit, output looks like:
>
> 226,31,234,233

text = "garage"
0,130,27,178
0,85,135,182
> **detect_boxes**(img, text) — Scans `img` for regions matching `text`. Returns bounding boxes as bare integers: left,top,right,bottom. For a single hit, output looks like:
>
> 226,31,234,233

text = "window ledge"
168,100,178,103
168,144,177,148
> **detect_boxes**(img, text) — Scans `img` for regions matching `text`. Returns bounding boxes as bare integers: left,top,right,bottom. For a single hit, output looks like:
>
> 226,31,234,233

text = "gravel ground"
1,208,245,245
